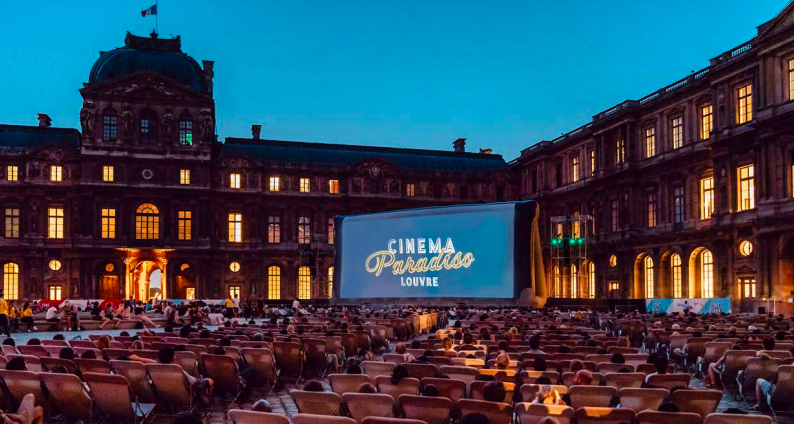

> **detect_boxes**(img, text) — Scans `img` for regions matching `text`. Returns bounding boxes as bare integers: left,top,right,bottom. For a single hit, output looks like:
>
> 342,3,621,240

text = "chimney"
252,124,262,140
453,138,466,153
37,113,52,127
202,60,214,95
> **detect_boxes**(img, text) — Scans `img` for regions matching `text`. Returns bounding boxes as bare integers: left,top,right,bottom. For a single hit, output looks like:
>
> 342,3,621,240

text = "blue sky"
0,1,785,160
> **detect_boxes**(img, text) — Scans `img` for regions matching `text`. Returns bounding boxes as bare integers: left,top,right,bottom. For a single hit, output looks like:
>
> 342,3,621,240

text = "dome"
88,32,209,94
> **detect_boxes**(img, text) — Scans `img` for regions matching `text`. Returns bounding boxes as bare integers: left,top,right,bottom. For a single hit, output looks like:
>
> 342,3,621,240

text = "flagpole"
156,0,159,35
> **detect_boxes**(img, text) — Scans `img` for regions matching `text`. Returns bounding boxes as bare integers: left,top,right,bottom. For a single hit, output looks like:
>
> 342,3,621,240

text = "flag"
141,4,157,17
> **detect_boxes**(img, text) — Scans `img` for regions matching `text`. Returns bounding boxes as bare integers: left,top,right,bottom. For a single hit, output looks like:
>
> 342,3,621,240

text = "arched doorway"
175,263,196,300
688,247,714,298
633,254,654,299
131,260,163,301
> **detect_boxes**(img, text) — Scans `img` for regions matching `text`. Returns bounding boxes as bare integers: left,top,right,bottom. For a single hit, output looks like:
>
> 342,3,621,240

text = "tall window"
737,84,753,124
135,203,160,240
588,149,596,176
789,59,794,101
571,264,578,298
298,216,311,244
178,210,192,240
406,183,415,197
671,117,683,149
228,213,242,243
300,178,311,193
741,278,757,298
570,156,580,183
552,265,561,297
267,216,281,243
51,165,63,182
229,173,241,189
588,262,595,299
701,250,714,298
327,218,335,244
269,177,280,192
180,169,190,185
329,179,339,194
179,115,193,145
3,263,19,300
103,111,117,141
671,253,682,298
700,177,714,219
673,186,685,224
101,208,116,239
645,127,656,158
268,266,281,300
610,199,619,232
140,111,157,143
644,256,654,298
327,267,334,299
229,286,241,300
103,165,114,182
737,164,755,211
7,166,18,181
49,285,63,301
48,207,64,239
616,139,626,164
4,208,19,238
647,192,657,228
298,266,311,299
700,104,713,140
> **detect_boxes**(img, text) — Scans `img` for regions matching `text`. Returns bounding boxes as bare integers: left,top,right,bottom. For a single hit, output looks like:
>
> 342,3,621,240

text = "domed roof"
88,32,209,94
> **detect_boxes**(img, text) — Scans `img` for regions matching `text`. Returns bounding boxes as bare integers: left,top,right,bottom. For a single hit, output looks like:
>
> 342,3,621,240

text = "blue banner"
645,298,731,314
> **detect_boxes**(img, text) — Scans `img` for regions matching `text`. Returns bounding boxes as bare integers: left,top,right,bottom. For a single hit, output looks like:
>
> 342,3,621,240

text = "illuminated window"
329,179,339,194
48,285,62,301
700,104,713,140
328,218,335,244
571,156,580,183
406,183,415,197
48,207,64,239
298,266,311,300
268,266,281,300
588,262,595,299
300,177,311,193
178,210,192,240
571,264,579,299
645,127,656,158
105,263,115,272
228,213,242,243
589,149,596,176
3,263,18,300
101,208,116,239
552,265,561,297
4,208,19,238
616,139,626,164
268,216,281,243
671,116,683,149
51,165,63,182
179,116,193,145
644,256,654,298
671,253,682,298
298,216,311,244
269,176,280,192
7,166,18,182
609,255,617,268
229,262,240,273
701,250,714,298
135,203,160,240
230,173,241,189
789,59,794,101
609,281,620,294
739,240,753,257
229,285,241,299
48,259,61,271
646,192,657,228
610,199,619,232
180,169,190,185
103,112,117,141
700,177,714,219
737,164,755,211
328,266,334,299
140,111,156,144
673,186,685,224
741,278,756,298
737,84,753,124
103,165,114,182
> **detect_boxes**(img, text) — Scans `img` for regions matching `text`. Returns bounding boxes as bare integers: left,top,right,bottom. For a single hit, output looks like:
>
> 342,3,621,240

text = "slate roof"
0,125,81,154
219,138,508,173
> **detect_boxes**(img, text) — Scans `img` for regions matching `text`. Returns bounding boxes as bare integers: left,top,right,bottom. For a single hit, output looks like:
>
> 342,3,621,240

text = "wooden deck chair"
635,411,702,424
273,341,303,385
575,407,635,424
74,358,112,375
362,361,396,380
145,363,194,413
569,385,617,409
174,350,199,377
515,403,575,424
419,377,466,403
722,351,757,387
40,357,80,376
329,374,372,395
520,370,561,385
399,394,453,424
603,372,645,390
241,348,278,389
303,338,330,378
596,363,635,374
438,366,479,386
17,345,49,358
404,363,437,380
361,418,427,424
201,353,243,405
646,373,690,390
703,413,773,424
384,354,408,365
375,376,420,399
228,409,290,424
670,389,723,420
456,399,513,424
40,372,95,422
84,372,155,424
519,384,569,402
470,381,515,403
342,393,396,424
294,413,357,424
291,390,343,416
737,357,780,402
0,370,47,415
618,388,668,413
110,360,157,403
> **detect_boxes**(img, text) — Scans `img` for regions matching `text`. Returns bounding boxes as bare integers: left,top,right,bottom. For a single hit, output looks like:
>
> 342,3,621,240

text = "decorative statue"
121,109,133,138
162,110,174,139
200,111,213,142
79,105,95,137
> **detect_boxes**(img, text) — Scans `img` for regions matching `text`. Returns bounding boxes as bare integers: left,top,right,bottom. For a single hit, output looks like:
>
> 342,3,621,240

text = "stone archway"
131,260,162,301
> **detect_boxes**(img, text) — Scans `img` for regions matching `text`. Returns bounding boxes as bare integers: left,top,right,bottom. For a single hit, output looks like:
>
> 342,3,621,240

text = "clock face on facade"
142,169,154,180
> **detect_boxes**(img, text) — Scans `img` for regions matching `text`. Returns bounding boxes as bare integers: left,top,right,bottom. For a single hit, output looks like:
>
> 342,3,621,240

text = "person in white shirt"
45,306,62,330
292,299,300,310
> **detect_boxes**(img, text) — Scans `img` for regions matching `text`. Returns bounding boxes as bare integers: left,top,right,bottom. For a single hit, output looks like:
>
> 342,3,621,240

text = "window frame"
228,212,243,243
101,208,116,239
736,83,753,124
700,104,713,140
644,126,656,158
670,116,683,149
178,210,192,241
47,207,64,239
737,164,755,211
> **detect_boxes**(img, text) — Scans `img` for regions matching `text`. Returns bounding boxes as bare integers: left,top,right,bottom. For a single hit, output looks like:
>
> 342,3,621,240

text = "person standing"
0,295,10,337
224,295,234,319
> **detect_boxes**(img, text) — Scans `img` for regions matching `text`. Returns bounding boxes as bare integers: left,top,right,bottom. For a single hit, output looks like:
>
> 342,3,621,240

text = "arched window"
267,266,281,300
3,262,18,300
671,253,682,298
103,108,118,141
328,267,334,299
179,114,193,145
701,250,714,298
135,203,160,240
588,262,595,299
298,266,311,300
571,264,579,299
644,256,655,298
140,110,157,144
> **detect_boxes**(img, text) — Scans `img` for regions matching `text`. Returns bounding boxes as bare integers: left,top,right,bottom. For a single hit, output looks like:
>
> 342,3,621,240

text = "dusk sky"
0,0,785,159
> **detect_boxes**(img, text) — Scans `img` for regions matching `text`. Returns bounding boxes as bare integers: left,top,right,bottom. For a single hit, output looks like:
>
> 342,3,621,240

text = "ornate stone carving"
79,104,95,137
200,110,213,142
121,108,133,138
162,110,174,140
